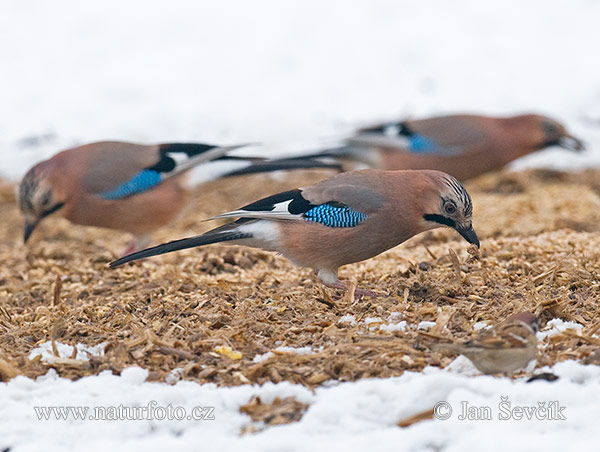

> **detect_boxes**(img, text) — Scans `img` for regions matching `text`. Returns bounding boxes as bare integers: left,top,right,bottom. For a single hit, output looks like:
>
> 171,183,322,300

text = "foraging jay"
18,141,339,253
298,114,585,181
110,169,479,296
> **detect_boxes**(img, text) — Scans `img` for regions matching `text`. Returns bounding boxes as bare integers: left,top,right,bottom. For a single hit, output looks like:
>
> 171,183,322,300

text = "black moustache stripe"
41,202,65,219
423,214,456,228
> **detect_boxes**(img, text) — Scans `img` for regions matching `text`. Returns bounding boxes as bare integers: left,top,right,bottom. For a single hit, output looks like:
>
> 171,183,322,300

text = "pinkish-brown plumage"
303,114,585,181
111,169,479,296
18,140,339,253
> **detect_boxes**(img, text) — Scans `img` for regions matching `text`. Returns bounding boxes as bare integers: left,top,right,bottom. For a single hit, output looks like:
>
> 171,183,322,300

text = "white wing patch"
208,199,303,222
162,144,249,181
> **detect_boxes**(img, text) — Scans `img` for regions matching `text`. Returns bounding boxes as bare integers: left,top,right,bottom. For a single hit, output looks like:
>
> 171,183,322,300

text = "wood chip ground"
1,169,599,387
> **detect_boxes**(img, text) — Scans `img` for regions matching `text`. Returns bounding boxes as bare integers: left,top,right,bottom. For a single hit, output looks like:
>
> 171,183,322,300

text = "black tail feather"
222,158,341,177
109,225,250,268
277,146,358,161
214,155,266,162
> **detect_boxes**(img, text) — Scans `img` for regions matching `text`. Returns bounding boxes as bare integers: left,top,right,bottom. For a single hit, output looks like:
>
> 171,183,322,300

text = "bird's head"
505,311,540,334
421,171,479,248
18,163,66,243
514,114,585,152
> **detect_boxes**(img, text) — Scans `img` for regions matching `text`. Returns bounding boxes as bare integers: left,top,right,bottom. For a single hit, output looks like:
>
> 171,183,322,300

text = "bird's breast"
277,216,416,270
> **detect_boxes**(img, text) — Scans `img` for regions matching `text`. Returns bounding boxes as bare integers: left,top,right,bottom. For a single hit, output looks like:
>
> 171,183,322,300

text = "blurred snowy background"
1,0,599,180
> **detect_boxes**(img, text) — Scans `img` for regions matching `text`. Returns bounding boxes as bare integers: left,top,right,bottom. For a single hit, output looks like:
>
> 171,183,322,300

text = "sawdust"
0,169,600,386
240,396,309,433
397,408,435,428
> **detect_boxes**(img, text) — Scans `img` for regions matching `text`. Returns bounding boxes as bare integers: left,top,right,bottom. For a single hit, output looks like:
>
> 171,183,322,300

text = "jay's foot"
329,280,382,300
121,236,151,258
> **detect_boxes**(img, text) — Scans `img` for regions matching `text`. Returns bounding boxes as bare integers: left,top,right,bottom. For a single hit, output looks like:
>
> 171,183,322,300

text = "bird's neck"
499,117,545,160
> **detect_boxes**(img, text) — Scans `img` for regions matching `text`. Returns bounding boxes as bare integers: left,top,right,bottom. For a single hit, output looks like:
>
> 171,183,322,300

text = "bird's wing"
80,141,246,199
208,170,386,228
468,323,532,350
353,116,487,156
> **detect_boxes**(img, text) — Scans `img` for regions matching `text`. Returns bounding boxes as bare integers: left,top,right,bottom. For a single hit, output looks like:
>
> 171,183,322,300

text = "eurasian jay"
298,114,585,181
110,169,479,297
18,141,339,253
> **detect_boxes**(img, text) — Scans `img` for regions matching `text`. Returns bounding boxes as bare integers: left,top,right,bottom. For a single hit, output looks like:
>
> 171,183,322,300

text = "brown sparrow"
431,311,539,375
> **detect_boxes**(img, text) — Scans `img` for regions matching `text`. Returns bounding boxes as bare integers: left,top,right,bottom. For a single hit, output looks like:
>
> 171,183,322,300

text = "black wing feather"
239,189,315,215
149,143,218,173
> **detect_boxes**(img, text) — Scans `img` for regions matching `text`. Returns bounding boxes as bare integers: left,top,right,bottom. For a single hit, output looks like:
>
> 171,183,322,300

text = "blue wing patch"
100,170,162,200
408,134,462,155
303,203,367,228
408,134,438,153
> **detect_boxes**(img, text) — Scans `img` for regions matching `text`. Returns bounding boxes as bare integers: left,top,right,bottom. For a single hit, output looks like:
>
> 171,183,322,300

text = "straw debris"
0,169,599,386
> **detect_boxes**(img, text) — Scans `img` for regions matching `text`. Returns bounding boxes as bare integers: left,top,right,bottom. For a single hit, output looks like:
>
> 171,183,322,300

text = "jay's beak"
24,202,65,243
457,226,480,248
558,134,585,152
23,218,39,243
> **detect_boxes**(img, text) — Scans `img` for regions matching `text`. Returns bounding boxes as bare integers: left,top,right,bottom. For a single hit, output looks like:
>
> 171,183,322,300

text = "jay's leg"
122,235,151,257
317,269,381,299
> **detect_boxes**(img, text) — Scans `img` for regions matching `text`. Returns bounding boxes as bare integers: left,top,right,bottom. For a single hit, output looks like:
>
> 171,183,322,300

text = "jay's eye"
444,201,457,215
40,194,51,206
542,121,559,136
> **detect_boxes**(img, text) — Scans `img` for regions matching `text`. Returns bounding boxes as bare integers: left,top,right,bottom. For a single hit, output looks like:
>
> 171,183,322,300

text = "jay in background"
297,113,585,181
111,168,479,297
18,141,339,253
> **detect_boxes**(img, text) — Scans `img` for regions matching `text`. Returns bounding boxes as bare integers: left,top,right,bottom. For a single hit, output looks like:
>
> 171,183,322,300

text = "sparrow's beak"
558,134,585,152
23,218,39,243
457,226,480,248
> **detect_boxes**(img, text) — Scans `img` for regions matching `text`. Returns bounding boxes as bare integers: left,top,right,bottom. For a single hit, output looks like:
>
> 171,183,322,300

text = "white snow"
365,316,408,332
252,352,274,364
3,0,600,449
538,319,584,342
473,321,490,331
28,341,106,364
417,321,436,331
165,368,184,385
2,362,600,451
379,312,408,332
440,355,482,377
364,317,384,331
2,0,600,183
338,315,357,325
272,346,314,355
253,346,315,363
379,321,408,333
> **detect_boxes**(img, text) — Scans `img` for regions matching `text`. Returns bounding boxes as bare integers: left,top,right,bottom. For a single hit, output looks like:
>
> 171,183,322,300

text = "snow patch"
338,315,357,325
253,346,315,363
417,321,436,331
538,318,584,341
2,361,600,451
379,321,407,332
473,322,490,331
29,341,106,364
